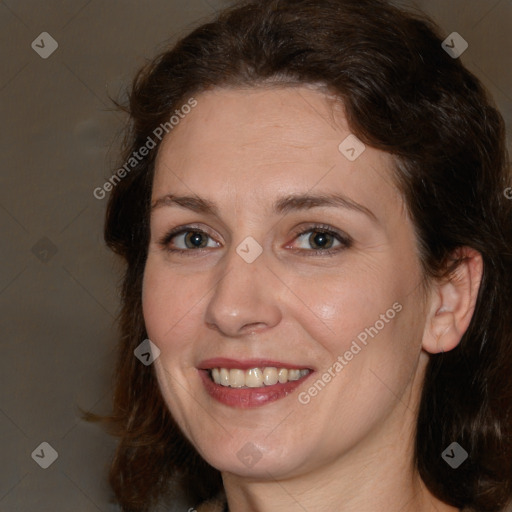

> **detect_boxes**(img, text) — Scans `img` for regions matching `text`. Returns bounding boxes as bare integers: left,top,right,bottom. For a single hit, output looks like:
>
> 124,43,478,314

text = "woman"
89,0,512,510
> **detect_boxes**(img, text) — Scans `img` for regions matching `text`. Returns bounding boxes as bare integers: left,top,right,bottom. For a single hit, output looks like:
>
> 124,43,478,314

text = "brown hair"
86,0,512,510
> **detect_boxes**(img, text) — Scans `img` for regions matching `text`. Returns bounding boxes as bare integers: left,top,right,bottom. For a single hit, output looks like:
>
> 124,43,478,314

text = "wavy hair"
86,0,512,510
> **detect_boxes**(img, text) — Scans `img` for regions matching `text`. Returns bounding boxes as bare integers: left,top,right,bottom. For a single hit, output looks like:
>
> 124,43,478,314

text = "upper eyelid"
159,224,219,243
158,224,351,249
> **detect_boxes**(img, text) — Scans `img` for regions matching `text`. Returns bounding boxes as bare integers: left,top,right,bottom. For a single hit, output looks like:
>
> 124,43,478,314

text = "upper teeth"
210,367,310,388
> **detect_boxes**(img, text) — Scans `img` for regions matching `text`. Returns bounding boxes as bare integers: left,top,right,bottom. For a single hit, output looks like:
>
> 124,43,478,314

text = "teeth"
229,369,245,388
288,369,300,381
209,367,310,388
220,368,230,386
245,368,263,387
263,367,278,385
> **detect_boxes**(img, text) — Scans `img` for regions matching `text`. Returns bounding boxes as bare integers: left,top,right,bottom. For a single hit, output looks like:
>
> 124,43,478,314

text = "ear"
422,247,483,354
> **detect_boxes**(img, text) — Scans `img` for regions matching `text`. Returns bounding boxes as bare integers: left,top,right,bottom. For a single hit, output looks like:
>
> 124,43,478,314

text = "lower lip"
199,370,312,408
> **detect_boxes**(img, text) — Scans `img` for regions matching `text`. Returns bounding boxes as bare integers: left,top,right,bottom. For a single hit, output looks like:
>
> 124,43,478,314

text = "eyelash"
157,223,353,257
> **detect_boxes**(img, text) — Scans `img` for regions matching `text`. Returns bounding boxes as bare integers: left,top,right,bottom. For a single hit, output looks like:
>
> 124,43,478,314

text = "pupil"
183,231,333,250
311,232,332,249
187,232,206,248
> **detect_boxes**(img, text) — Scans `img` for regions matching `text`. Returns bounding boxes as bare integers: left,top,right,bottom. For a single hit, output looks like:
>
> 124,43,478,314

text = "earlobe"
422,247,483,355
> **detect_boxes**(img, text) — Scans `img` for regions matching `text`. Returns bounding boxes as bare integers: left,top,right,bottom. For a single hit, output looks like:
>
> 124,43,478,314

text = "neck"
221,359,459,512
222,454,459,512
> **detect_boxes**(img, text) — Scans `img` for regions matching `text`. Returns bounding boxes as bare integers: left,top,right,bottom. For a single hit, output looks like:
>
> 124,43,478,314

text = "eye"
159,226,219,253
288,224,352,255
158,223,352,256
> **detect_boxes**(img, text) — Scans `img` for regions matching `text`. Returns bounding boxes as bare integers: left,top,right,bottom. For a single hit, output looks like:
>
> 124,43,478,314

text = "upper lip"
198,357,314,371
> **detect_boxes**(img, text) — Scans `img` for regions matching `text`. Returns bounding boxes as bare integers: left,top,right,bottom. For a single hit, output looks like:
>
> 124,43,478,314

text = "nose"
204,243,282,338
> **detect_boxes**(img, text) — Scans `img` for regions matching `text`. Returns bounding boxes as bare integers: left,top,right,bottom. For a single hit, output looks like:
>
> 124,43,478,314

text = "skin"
142,86,482,512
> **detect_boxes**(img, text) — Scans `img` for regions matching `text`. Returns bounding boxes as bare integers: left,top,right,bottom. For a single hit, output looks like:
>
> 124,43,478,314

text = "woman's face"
143,86,430,479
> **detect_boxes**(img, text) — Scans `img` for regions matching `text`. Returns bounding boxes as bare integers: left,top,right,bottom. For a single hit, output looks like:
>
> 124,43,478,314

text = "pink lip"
197,358,314,409
198,357,313,371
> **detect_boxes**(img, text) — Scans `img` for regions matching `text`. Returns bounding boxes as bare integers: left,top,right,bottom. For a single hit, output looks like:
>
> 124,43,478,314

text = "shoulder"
195,492,227,512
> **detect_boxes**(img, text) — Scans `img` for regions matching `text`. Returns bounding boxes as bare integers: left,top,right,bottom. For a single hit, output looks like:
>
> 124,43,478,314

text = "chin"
198,437,309,478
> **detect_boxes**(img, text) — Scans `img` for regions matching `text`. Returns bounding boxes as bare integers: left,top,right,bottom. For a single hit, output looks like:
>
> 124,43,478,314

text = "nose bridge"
204,239,281,336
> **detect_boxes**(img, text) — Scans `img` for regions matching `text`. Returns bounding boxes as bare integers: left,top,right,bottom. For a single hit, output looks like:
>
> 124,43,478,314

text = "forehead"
152,86,403,221
156,85,349,166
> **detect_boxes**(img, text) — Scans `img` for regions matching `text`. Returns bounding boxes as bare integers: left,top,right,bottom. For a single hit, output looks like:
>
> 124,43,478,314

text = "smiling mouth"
208,367,311,388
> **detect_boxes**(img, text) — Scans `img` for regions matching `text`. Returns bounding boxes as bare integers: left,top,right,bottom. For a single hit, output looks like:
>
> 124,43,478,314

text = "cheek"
289,251,425,394
292,263,406,353
142,264,167,340
141,261,200,348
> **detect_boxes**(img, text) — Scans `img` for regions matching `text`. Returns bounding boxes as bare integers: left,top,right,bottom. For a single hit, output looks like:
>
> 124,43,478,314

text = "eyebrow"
151,192,377,222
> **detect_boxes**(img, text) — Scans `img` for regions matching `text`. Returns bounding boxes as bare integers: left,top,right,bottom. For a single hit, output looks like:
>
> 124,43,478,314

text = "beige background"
1,1,511,510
